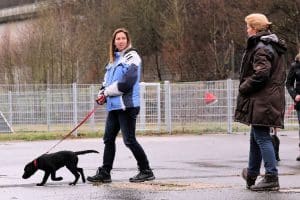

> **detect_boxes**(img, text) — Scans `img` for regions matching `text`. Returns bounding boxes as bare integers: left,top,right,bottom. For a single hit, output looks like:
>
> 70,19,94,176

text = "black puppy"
22,150,98,186
271,128,280,161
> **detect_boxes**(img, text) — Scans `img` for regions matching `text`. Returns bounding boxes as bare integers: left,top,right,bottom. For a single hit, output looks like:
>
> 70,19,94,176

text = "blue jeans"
248,125,278,176
102,107,150,172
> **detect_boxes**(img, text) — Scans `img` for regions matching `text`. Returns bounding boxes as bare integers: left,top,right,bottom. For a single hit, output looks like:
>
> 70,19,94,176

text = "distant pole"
226,79,233,134
140,82,146,130
231,40,235,78
59,1,63,84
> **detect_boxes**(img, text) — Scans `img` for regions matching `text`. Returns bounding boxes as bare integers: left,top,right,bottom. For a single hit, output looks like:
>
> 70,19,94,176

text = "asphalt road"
1,132,300,200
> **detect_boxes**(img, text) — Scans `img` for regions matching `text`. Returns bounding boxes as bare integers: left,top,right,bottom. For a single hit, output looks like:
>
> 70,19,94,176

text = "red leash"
45,105,100,154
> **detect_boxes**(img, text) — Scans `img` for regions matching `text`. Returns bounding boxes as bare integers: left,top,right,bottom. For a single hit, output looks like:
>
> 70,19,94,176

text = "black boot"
129,169,155,183
241,168,257,189
250,174,279,191
87,167,111,183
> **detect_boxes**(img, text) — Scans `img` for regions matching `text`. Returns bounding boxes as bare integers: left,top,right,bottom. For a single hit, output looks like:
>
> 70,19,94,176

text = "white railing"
0,80,297,134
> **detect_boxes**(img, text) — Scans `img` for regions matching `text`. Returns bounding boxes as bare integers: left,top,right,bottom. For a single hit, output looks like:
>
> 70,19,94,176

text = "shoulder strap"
123,48,142,66
124,48,138,55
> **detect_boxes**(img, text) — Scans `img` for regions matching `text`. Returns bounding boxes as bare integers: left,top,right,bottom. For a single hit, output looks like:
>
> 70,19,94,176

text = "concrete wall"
0,0,39,9
0,0,39,45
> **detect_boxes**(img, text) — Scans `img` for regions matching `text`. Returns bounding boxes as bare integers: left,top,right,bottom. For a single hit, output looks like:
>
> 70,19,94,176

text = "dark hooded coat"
286,61,300,110
234,31,287,128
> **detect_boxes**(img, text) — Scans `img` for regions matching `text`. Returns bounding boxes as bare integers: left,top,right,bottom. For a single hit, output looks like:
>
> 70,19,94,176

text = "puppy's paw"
69,182,76,186
36,183,45,186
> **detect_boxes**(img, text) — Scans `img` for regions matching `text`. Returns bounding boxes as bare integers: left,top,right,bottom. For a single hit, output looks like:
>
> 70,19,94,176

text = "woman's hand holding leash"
96,89,106,105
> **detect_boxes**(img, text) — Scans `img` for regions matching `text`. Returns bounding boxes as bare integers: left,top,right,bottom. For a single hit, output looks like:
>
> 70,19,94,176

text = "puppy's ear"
24,162,32,171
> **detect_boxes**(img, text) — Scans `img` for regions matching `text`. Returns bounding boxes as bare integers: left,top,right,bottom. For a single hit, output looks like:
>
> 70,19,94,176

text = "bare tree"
269,0,300,60
0,29,13,84
0,0,299,83
122,0,164,81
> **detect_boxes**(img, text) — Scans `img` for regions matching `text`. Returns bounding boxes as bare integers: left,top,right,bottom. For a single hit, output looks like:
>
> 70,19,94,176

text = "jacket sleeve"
239,46,273,95
117,51,140,93
286,63,297,100
104,50,141,96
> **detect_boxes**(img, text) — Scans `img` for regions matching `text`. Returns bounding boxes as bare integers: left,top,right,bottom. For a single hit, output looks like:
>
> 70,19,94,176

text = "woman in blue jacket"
87,28,155,183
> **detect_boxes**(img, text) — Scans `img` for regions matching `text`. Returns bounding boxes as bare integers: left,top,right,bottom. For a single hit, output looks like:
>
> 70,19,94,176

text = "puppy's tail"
75,150,99,155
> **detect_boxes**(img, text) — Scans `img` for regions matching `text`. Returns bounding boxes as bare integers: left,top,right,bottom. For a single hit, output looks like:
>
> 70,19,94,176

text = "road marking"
279,188,300,193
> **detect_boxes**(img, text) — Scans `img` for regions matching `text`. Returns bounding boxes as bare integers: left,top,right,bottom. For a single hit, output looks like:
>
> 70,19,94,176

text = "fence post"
90,85,95,131
46,88,50,132
226,79,233,134
157,83,161,131
140,82,146,130
164,81,172,133
8,91,12,126
72,83,78,136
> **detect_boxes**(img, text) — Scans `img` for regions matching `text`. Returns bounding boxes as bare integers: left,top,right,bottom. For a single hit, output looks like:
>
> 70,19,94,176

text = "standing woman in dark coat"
286,52,300,161
234,13,287,191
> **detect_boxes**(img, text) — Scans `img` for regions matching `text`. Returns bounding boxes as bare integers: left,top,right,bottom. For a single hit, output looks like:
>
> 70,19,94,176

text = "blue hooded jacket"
102,49,141,111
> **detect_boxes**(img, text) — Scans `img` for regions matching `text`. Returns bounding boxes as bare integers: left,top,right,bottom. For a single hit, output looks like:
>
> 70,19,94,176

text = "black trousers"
102,107,150,172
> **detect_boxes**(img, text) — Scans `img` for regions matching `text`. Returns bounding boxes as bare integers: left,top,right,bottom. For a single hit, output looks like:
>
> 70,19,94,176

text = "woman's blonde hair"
295,51,300,62
245,13,272,32
109,28,131,63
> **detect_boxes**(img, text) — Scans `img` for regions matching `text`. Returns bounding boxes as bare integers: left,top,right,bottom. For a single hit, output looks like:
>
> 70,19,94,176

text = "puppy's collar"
33,159,38,168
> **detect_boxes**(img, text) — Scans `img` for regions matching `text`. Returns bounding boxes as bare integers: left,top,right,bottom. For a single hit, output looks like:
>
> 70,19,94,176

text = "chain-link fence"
0,80,297,134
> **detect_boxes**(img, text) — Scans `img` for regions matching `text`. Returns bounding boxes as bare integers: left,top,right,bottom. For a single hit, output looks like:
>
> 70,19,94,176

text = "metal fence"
0,80,298,134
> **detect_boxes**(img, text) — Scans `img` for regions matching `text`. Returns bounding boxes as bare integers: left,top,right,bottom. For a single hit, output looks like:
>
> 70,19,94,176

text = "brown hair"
109,28,131,63
245,13,272,32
